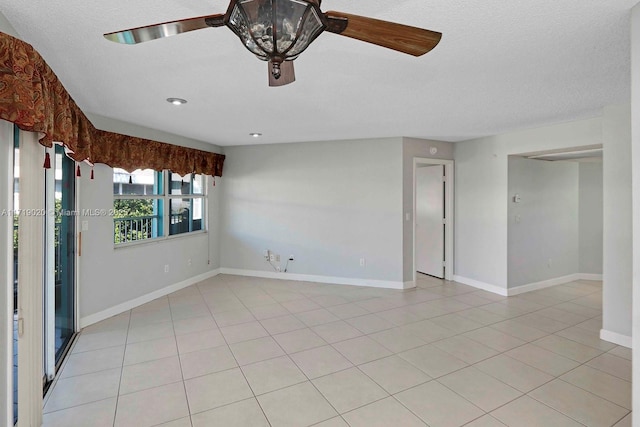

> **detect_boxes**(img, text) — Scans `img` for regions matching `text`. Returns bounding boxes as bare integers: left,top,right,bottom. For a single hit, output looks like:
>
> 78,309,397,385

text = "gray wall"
507,157,579,288
220,138,404,283
0,10,18,37
86,113,222,153
630,1,640,414
402,138,454,282
454,117,602,289
602,104,632,338
77,163,221,320
579,162,603,275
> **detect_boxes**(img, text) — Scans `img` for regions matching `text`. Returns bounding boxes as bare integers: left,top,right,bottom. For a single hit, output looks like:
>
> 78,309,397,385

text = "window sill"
113,230,208,250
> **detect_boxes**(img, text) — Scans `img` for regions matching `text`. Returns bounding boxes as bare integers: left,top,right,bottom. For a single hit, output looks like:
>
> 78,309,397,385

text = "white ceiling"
0,0,634,147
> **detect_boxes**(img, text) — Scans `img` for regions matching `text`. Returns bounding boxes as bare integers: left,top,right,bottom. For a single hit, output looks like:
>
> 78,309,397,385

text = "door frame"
0,121,14,427
44,145,80,387
16,129,45,427
44,148,55,381
413,158,454,282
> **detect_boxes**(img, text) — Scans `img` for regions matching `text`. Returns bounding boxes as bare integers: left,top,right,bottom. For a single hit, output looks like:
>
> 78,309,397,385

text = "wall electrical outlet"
264,250,269,259
164,264,169,273
359,258,366,267
269,254,275,262
188,259,192,266
275,254,280,262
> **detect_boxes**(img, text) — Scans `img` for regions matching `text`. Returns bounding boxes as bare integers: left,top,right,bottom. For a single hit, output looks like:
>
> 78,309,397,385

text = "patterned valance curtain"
0,32,224,176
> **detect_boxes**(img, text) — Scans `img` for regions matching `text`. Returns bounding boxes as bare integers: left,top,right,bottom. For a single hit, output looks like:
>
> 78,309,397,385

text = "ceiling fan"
104,0,442,87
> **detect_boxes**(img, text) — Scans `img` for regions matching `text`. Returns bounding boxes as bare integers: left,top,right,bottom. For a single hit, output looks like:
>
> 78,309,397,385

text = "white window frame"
113,170,207,247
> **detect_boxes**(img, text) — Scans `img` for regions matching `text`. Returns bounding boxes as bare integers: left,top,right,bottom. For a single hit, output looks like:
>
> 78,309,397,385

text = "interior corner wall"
602,104,632,340
579,162,603,275
454,117,602,291
507,157,579,288
401,138,454,282
219,138,404,284
77,163,221,324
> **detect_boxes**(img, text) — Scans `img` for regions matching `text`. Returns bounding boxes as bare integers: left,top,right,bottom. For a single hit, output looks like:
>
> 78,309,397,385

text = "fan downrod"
271,61,282,80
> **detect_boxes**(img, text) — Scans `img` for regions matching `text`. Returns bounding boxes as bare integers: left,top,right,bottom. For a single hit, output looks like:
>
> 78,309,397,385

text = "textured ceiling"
0,0,634,146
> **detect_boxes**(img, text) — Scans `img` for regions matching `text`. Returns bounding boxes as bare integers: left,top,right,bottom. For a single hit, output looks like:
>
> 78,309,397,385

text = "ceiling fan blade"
269,60,296,87
104,14,225,45
324,11,441,57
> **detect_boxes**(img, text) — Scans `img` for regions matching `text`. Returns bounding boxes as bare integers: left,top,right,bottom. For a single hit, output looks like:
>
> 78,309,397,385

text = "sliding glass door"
11,128,77,425
53,144,75,362
44,144,76,381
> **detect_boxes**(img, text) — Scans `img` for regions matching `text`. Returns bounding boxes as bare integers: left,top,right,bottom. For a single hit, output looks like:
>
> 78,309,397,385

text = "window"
113,169,206,244
168,172,205,236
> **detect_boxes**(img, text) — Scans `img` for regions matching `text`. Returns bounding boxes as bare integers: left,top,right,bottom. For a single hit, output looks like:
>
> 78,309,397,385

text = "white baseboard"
453,273,598,297
452,275,508,296
219,268,410,290
577,273,603,281
80,269,221,328
404,281,417,289
600,329,632,348
507,273,581,296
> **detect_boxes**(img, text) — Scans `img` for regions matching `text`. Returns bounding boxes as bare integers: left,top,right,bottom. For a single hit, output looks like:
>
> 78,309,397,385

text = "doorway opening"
507,146,602,290
412,158,454,283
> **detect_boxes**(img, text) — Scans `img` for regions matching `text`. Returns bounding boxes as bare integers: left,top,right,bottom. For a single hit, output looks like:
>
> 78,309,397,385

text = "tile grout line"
167,294,195,427
46,277,618,427
196,280,274,427
229,283,353,425
112,309,132,427
525,378,628,427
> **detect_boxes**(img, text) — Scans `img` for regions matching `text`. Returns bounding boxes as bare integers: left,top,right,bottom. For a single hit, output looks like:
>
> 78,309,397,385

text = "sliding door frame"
16,129,45,427
0,121,14,426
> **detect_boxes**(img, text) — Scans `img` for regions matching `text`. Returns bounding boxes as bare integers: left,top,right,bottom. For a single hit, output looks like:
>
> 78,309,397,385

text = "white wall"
507,157,579,288
602,104,633,341
454,117,602,290
631,1,640,419
220,138,405,285
579,162,603,275
402,138,454,281
77,163,221,324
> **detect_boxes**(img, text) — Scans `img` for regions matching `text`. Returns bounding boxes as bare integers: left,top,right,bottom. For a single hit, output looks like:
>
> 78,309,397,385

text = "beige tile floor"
42,274,632,427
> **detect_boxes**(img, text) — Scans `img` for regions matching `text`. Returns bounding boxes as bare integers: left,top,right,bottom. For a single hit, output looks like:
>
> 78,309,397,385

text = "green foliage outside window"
113,199,157,244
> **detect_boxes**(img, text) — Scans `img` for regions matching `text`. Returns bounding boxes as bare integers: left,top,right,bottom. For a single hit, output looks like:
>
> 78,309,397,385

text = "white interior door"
416,165,445,278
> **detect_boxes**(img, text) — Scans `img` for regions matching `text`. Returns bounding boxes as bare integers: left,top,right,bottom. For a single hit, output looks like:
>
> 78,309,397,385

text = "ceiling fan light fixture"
226,0,326,77
104,1,442,87
167,97,187,105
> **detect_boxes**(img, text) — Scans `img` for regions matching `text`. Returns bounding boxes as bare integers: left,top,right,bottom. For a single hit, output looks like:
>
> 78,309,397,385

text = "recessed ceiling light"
167,98,187,105
250,133,262,138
